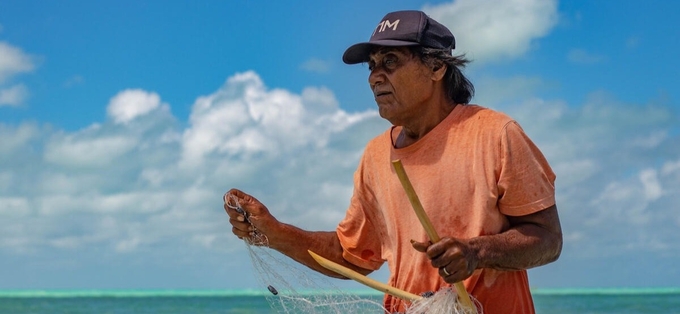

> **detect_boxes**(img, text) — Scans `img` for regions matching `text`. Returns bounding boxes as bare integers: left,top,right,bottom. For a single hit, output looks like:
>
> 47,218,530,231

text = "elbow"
543,205,563,264
546,230,563,264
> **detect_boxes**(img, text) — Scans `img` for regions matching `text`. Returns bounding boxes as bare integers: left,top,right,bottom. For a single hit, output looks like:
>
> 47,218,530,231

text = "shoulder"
459,104,514,125
361,127,393,159
365,127,390,145
454,104,517,138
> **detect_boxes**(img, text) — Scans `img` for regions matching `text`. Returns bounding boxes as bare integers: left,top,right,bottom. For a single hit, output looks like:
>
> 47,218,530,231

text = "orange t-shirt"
336,104,556,314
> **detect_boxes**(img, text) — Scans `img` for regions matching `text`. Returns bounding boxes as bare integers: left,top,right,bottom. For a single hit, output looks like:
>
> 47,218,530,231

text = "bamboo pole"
392,159,478,314
308,250,422,302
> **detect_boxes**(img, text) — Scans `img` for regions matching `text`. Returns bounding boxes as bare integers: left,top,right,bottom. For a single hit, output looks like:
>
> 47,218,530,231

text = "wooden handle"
391,160,441,243
308,250,422,302
391,159,477,313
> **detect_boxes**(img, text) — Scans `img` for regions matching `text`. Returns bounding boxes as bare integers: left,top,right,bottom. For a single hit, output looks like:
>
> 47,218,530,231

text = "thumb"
410,239,432,252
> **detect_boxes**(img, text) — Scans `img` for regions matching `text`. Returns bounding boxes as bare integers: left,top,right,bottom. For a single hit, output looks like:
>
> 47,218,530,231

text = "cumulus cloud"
2,68,679,289
180,71,378,168
0,42,35,107
0,71,384,263
639,169,663,201
44,134,138,168
0,42,35,84
492,90,680,262
423,0,558,63
470,72,680,269
0,84,28,106
0,122,39,156
107,89,166,124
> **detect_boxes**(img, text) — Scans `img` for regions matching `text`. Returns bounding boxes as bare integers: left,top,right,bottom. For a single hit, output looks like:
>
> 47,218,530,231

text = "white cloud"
551,158,598,186
0,42,35,109
0,71,384,259
0,122,39,155
0,84,28,106
493,90,680,261
0,42,35,84
2,68,680,289
423,0,558,63
640,169,663,201
115,237,141,253
0,197,31,216
661,159,680,175
474,75,546,106
44,134,138,168
107,89,166,124
180,71,379,168
63,75,85,88
300,58,331,73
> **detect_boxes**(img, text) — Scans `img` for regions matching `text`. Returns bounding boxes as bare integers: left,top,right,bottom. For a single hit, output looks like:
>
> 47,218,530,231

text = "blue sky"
1,0,679,292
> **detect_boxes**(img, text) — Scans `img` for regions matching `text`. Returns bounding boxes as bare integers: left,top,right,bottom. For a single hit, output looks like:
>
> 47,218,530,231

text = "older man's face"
367,47,438,125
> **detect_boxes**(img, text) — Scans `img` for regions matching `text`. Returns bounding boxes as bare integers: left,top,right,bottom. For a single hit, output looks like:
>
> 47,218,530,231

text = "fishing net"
225,193,482,314
407,288,482,314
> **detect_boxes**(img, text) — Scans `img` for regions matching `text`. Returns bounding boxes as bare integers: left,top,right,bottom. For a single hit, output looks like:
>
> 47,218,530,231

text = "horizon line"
0,287,679,298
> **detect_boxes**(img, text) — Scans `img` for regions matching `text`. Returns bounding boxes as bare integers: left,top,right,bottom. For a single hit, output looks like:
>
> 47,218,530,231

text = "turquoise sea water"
0,288,678,313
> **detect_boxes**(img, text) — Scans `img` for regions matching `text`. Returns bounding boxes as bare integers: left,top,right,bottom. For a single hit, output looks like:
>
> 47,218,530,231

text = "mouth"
374,91,392,98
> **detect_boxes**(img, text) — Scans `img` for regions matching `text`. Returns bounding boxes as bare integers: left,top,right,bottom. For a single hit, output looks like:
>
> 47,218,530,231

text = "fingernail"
237,215,245,222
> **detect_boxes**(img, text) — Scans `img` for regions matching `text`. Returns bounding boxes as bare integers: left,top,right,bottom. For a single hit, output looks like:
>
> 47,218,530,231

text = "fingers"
413,237,477,283
224,188,268,217
410,239,432,252
223,189,253,222
223,189,246,212
223,200,246,221
228,210,253,236
439,260,473,284
224,189,256,238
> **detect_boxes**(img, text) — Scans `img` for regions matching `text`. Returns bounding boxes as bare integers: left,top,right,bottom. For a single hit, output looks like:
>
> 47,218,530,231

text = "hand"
223,188,278,243
411,237,479,284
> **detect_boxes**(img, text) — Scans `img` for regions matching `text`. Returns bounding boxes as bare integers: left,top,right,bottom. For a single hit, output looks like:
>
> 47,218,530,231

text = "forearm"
267,222,372,278
469,206,563,271
224,189,371,279
470,225,561,271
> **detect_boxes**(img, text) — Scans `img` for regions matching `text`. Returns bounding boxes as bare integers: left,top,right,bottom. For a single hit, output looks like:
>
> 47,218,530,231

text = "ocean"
0,288,678,314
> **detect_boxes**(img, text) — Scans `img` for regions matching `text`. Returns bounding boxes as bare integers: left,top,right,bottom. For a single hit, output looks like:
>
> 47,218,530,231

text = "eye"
383,55,398,69
367,60,377,71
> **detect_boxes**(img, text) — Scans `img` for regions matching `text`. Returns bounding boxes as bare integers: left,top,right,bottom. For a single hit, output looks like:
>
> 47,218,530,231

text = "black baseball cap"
342,10,455,64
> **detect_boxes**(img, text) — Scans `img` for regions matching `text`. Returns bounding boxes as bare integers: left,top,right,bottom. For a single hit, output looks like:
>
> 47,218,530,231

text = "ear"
431,62,447,82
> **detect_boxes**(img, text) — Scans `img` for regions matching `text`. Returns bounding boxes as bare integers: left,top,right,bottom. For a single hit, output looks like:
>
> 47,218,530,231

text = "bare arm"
413,205,562,283
473,204,562,270
224,188,373,278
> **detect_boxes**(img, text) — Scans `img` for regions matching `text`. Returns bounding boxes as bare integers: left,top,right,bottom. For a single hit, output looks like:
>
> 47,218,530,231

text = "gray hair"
410,46,475,104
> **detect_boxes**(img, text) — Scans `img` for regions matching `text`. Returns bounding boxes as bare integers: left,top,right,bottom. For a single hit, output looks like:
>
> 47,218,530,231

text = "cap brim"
342,40,420,64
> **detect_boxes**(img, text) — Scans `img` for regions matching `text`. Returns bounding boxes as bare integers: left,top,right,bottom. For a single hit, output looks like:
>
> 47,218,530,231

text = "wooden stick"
391,159,477,313
308,250,422,302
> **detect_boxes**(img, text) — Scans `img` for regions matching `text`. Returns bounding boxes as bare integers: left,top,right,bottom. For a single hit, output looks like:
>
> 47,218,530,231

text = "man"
225,10,562,313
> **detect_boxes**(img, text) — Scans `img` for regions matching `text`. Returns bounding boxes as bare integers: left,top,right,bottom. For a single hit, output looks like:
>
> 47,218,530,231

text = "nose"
369,68,385,90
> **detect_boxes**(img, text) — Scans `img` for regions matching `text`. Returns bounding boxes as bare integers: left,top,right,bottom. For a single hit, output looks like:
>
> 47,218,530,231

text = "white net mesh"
225,193,482,314
407,287,482,314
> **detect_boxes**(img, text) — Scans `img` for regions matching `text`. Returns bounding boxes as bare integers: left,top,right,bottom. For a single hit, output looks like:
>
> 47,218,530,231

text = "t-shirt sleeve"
497,121,556,216
335,153,385,271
